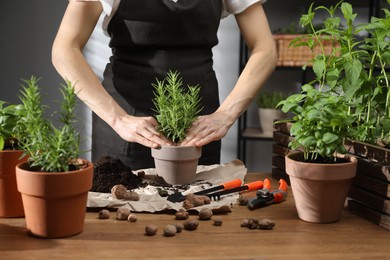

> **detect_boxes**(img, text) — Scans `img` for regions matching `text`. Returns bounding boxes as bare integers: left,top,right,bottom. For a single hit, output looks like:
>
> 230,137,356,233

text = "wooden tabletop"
1,173,389,260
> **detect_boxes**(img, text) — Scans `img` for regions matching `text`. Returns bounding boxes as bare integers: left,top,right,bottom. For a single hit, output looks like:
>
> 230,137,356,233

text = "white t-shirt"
70,0,266,36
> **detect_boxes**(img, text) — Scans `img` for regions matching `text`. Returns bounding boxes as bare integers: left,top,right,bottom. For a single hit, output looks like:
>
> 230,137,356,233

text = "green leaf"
345,59,362,85
382,118,390,131
341,2,356,22
0,136,4,150
313,59,326,80
322,132,339,144
301,136,316,147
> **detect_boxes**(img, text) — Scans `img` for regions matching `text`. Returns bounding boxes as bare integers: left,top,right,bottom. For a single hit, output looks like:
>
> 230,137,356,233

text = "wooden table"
1,173,389,259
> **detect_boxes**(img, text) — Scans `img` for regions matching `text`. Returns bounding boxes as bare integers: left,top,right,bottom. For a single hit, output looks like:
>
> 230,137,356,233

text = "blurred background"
0,0,373,172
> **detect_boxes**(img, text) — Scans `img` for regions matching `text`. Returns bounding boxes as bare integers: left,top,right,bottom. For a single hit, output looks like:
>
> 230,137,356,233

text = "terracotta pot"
152,146,201,185
15,161,93,238
258,108,287,135
285,152,357,223
0,150,28,217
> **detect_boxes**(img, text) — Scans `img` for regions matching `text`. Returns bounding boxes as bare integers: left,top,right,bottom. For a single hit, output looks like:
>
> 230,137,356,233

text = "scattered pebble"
241,219,249,227
116,207,131,220
111,184,127,199
98,209,110,219
128,213,137,222
145,224,158,236
182,194,211,209
123,191,140,201
183,219,199,231
238,195,249,206
175,209,189,220
174,223,184,233
198,208,213,220
213,217,223,226
240,218,275,230
258,219,275,230
163,224,177,237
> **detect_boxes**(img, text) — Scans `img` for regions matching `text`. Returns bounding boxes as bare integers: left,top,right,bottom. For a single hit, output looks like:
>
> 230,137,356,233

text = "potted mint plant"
151,70,203,184
0,101,27,217
14,76,93,238
276,1,362,223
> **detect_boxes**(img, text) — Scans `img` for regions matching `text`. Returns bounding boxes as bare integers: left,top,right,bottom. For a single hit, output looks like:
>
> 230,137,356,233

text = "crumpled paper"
87,160,247,213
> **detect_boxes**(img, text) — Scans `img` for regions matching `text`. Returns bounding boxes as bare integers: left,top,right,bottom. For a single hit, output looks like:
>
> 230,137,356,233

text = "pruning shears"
247,178,288,209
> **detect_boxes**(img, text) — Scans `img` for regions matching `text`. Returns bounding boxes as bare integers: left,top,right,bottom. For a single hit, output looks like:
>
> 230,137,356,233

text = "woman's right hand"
114,115,173,148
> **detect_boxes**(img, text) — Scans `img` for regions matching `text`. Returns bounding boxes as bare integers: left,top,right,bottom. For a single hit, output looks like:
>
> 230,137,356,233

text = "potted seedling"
256,91,288,135
151,70,203,185
14,76,93,238
0,101,28,217
276,2,362,223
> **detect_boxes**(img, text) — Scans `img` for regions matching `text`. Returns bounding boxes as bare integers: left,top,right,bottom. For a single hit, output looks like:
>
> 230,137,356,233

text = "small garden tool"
207,180,264,201
167,178,243,203
247,178,288,209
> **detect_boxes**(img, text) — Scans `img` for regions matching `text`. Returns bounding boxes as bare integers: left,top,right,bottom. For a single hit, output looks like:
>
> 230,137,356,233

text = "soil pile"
92,156,144,193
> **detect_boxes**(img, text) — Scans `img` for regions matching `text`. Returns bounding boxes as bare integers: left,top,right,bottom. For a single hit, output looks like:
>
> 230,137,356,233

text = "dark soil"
91,156,145,193
297,154,351,164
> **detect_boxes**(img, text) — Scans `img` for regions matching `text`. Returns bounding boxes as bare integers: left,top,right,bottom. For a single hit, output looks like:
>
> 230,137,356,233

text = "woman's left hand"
180,111,233,147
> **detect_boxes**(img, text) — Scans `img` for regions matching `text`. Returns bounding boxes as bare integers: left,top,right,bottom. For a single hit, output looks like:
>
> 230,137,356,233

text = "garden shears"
247,178,288,209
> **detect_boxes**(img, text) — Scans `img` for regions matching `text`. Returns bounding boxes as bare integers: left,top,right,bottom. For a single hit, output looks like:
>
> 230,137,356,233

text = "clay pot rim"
286,151,357,166
285,151,357,181
152,145,201,150
0,149,24,154
15,160,93,176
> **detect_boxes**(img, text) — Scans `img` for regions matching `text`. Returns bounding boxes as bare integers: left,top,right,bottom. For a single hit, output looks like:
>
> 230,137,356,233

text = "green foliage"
256,91,288,109
15,76,81,172
152,70,203,143
0,101,23,150
277,1,390,161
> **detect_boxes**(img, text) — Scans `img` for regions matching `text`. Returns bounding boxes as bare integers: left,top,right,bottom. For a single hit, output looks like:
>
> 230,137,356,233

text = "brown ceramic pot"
0,150,27,218
15,160,93,238
152,146,201,184
285,152,357,223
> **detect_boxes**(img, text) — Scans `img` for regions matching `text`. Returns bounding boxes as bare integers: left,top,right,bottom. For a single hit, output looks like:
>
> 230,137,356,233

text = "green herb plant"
256,91,288,109
152,70,203,144
278,0,390,161
0,101,23,150
15,76,81,172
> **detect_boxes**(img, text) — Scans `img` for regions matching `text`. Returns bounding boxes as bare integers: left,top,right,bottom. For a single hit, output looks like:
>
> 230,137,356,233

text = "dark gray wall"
0,0,92,158
0,0,68,104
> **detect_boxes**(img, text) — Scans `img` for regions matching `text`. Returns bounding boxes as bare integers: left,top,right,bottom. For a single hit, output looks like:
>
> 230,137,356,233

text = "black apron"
92,0,222,170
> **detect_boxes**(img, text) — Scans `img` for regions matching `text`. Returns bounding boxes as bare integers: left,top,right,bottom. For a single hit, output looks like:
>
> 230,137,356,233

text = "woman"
52,0,277,170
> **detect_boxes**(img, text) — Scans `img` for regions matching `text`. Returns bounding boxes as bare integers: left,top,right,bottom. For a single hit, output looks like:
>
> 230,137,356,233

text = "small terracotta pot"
285,152,357,223
152,146,201,184
258,108,286,135
16,161,93,238
0,150,28,218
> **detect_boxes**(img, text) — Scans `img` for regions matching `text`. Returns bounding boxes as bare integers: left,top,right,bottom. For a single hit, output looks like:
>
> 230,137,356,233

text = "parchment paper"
87,160,247,213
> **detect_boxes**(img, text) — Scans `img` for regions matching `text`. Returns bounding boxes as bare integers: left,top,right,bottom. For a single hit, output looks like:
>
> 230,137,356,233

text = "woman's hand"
180,111,233,147
114,115,173,149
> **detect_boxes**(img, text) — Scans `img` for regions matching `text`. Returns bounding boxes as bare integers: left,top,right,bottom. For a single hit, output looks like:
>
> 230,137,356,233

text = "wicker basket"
273,34,336,67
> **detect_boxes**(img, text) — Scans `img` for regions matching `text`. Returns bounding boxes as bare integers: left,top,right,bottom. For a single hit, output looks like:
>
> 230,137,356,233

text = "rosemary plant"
152,70,203,144
16,76,81,172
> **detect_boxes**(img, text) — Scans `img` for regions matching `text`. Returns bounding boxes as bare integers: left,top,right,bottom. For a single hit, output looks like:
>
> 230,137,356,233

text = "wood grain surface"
1,173,389,260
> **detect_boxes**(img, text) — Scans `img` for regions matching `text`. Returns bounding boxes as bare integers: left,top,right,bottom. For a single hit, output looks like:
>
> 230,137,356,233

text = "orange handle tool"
244,180,264,192
207,180,263,200
263,178,271,190
273,179,288,203
194,178,243,196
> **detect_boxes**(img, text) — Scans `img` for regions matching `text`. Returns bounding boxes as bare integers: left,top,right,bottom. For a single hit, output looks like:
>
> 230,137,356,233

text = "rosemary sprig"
152,70,203,144
16,76,80,172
